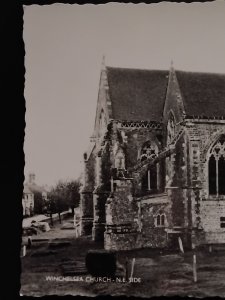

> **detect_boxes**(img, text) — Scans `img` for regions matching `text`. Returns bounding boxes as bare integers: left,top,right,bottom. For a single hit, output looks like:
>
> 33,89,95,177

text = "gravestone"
85,249,117,277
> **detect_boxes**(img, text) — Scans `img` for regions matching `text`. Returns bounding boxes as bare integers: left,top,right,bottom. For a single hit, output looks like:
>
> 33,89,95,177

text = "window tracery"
140,141,158,162
140,141,158,193
208,134,225,196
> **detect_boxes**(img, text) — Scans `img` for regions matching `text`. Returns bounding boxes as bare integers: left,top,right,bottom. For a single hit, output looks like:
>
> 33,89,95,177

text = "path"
23,211,70,228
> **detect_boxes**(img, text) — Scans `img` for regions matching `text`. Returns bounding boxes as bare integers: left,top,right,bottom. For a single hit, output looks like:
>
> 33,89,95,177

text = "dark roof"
107,67,168,122
176,71,225,118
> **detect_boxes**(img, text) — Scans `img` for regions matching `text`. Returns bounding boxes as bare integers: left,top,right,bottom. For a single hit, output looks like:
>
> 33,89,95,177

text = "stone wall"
106,179,138,223
104,178,139,250
121,128,162,169
104,232,139,251
166,132,189,229
186,120,225,243
138,198,171,248
201,201,225,231
115,126,165,196
80,151,96,235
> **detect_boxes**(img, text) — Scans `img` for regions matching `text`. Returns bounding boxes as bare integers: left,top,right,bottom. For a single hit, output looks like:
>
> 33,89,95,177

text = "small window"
220,217,225,228
161,214,165,226
157,215,161,226
155,214,166,227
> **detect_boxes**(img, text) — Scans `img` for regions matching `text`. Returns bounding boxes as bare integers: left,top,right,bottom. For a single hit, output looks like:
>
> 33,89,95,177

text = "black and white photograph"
21,1,225,297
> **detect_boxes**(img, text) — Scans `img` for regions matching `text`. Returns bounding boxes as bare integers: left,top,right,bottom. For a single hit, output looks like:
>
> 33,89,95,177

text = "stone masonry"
80,62,225,250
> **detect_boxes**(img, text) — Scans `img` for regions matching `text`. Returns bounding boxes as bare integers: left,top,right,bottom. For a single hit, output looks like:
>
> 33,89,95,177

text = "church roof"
106,67,169,122
105,66,225,121
176,71,225,118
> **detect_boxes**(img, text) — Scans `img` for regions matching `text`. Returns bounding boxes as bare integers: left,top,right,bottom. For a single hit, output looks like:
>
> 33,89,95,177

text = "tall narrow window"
209,155,217,195
140,141,158,193
208,135,225,196
142,171,148,191
219,157,225,195
150,165,157,190
157,215,161,226
141,165,157,191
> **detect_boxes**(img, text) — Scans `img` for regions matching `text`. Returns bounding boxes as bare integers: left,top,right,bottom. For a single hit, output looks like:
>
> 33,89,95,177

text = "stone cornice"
115,120,163,130
185,115,225,123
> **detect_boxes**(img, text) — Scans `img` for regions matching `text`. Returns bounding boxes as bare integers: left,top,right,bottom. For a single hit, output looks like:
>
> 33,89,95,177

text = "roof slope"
107,67,168,122
176,71,225,118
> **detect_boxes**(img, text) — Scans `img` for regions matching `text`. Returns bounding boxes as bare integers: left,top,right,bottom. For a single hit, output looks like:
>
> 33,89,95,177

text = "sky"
23,1,225,187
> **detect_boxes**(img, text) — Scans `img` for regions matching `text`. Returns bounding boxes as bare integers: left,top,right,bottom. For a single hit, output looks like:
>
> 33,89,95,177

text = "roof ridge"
106,66,225,76
106,66,168,73
176,70,225,76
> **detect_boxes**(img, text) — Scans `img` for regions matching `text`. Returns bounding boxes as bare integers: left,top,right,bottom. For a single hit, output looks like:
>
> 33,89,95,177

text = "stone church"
80,62,225,250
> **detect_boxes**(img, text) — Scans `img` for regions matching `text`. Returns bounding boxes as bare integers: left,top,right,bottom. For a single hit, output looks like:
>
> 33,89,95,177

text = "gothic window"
140,141,158,162
208,134,225,196
155,214,166,227
140,141,158,193
142,165,158,192
167,113,176,146
157,215,161,226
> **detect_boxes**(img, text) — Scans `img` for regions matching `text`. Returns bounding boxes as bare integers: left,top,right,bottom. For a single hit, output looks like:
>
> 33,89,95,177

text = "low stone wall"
204,232,225,244
104,232,139,251
138,228,168,248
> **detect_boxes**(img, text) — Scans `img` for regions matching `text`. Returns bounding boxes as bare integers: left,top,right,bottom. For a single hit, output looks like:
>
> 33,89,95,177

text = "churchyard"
20,216,225,297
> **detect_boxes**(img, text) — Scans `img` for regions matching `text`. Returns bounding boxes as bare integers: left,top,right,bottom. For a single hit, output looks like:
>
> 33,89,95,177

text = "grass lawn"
20,220,225,297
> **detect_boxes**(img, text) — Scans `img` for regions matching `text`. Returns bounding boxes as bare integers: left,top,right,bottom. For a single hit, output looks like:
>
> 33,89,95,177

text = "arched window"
155,214,166,227
157,215,161,226
140,141,158,193
167,113,176,146
142,165,157,191
208,134,225,196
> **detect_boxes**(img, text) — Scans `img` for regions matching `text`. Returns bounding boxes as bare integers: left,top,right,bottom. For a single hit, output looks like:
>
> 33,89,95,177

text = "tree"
65,180,81,214
47,179,81,221
47,187,63,225
33,191,44,214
